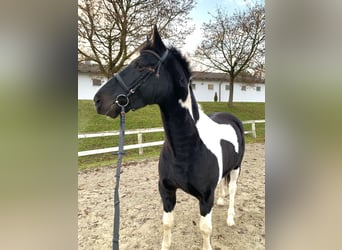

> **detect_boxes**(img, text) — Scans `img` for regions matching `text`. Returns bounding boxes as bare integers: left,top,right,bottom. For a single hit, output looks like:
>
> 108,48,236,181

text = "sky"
181,0,263,54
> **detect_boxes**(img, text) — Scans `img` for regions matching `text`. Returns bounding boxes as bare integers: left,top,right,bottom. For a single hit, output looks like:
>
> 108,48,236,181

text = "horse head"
93,25,171,118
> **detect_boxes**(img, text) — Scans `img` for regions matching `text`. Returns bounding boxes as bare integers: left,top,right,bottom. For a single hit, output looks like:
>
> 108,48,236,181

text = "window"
92,78,102,86
241,85,246,91
256,86,261,92
225,84,230,90
208,84,214,90
191,83,196,90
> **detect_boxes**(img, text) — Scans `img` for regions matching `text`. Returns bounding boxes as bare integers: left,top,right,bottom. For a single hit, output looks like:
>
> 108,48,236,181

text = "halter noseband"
114,49,169,107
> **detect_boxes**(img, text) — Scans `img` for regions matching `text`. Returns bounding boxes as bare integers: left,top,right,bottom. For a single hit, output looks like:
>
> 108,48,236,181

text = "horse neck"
159,96,200,158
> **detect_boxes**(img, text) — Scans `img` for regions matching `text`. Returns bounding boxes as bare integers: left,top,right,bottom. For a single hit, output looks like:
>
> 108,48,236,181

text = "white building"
78,64,265,102
78,63,107,100
191,71,265,102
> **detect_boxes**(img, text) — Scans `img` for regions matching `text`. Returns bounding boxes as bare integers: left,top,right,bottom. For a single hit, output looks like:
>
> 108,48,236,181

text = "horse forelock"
140,42,191,79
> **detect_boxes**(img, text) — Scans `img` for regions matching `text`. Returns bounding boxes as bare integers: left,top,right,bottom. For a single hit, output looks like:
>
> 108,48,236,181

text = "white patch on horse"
161,211,174,250
179,91,239,184
199,210,213,250
178,85,194,119
216,179,228,206
197,110,239,183
227,168,239,226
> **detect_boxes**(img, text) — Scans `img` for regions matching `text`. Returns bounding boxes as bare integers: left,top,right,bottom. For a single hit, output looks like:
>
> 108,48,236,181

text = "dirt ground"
78,143,265,250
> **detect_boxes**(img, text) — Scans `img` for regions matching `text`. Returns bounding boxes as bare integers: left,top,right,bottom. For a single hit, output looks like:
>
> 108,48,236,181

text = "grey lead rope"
113,101,127,250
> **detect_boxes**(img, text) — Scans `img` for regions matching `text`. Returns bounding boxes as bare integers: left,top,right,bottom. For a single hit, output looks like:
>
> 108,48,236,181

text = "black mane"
168,47,192,80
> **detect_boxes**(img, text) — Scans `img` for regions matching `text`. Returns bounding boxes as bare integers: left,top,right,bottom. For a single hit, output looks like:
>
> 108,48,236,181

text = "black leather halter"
114,49,169,107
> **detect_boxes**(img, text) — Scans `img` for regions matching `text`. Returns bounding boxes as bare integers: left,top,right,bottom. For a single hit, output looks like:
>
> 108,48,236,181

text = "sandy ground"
78,143,265,250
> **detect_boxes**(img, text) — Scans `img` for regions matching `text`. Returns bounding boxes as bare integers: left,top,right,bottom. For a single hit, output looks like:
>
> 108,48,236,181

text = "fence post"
252,120,256,138
138,133,143,155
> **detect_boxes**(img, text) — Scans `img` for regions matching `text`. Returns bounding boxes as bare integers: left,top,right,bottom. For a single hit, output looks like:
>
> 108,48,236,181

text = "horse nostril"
94,96,102,108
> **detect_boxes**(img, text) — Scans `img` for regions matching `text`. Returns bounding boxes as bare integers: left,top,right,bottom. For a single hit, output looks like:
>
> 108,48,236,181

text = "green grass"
78,100,264,170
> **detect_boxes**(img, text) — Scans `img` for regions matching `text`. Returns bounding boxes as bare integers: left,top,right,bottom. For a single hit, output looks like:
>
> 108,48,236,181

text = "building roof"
192,71,265,84
78,63,101,73
78,64,265,83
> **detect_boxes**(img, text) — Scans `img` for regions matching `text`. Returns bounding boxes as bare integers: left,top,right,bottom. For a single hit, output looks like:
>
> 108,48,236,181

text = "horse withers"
94,25,245,250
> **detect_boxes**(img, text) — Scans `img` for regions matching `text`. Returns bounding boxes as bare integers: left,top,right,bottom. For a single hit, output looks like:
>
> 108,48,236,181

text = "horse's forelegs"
161,211,174,250
159,181,176,250
200,210,213,250
199,192,214,250
227,168,240,226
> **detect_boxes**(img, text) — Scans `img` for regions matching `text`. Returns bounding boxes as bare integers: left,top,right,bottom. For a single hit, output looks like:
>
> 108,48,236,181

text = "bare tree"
78,0,195,78
195,4,265,106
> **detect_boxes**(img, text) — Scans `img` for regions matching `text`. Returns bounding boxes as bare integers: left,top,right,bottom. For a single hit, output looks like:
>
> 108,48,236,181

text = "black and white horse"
94,26,245,250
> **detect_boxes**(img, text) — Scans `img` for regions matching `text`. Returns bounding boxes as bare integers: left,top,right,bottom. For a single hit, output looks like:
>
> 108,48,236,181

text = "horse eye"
133,60,143,71
133,61,140,67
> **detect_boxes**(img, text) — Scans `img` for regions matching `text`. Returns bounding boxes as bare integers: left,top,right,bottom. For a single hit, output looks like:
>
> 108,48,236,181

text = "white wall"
192,80,219,102
233,82,265,102
191,80,265,102
78,73,106,100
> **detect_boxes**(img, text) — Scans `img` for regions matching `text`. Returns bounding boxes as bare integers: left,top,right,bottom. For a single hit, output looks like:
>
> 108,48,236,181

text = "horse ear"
151,25,166,51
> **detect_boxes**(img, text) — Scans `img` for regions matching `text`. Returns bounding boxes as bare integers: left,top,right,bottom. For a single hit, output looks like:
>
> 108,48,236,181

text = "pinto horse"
94,26,245,250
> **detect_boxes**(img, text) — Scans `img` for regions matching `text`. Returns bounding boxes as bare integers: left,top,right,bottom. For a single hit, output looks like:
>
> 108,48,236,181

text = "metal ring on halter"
115,94,129,107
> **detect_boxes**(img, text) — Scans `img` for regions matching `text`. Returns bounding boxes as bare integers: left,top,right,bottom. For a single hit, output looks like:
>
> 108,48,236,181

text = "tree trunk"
228,76,235,107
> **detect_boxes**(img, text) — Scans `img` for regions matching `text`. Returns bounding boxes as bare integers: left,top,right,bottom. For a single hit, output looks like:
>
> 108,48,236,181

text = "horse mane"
168,47,192,80
141,42,199,121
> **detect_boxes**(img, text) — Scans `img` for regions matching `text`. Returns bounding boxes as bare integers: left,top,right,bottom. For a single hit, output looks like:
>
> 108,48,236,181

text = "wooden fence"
78,120,265,157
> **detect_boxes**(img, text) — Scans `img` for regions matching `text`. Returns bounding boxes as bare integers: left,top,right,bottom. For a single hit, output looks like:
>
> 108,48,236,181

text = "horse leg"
227,168,240,226
161,210,174,250
216,177,228,206
199,193,215,250
159,181,176,250
200,210,213,250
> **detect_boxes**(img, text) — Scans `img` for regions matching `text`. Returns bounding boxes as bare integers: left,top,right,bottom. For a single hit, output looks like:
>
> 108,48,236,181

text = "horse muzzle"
94,95,119,118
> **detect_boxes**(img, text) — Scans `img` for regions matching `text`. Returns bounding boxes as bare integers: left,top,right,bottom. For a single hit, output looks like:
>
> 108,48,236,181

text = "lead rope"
110,49,169,249
113,95,129,250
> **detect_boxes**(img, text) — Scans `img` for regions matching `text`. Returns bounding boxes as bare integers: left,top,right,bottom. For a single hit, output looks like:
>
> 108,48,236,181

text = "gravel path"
78,143,265,250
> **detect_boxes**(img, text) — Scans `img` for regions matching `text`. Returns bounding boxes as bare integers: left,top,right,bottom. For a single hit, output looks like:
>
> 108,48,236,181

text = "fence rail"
78,120,265,157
